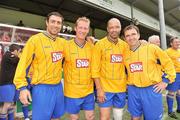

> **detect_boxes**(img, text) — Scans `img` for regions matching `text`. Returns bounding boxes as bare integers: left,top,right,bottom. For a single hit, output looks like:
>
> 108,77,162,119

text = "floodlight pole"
158,0,167,49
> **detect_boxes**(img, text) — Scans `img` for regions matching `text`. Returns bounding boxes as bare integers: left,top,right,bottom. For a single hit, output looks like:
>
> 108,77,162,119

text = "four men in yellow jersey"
63,17,96,120
13,12,65,120
123,25,176,120
92,18,128,120
165,37,180,119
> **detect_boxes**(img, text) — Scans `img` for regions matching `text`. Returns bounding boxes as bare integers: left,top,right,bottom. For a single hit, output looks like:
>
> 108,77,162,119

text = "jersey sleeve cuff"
19,86,27,91
162,73,170,84
162,77,169,84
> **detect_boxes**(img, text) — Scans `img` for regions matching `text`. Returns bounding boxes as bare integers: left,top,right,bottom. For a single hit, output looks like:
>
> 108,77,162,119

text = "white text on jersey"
76,59,89,68
111,54,123,63
51,51,63,62
130,62,143,73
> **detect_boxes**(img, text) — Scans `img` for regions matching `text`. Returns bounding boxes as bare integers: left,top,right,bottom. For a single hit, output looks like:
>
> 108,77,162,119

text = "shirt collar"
43,32,57,41
74,38,86,48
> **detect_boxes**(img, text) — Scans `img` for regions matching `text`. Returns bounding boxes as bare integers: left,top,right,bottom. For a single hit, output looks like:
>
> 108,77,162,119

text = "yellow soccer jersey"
166,48,180,73
124,43,176,87
92,37,128,93
63,39,94,98
14,33,65,89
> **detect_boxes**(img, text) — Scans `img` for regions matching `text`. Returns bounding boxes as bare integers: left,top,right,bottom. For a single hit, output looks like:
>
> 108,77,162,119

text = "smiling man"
123,25,176,120
92,18,128,120
13,12,65,120
165,37,180,119
63,17,96,120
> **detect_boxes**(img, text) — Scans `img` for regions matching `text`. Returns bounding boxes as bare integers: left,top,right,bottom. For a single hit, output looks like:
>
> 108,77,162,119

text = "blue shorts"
98,92,126,108
0,84,16,102
166,73,180,92
32,83,64,120
65,93,95,114
128,85,163,120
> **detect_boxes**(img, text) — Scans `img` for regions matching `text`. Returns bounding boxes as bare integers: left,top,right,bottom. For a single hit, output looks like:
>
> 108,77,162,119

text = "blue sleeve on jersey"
162,73,170,84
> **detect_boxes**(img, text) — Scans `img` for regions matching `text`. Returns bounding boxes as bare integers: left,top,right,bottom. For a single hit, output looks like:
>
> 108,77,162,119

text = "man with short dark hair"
13,12,65,120
123,25,176,120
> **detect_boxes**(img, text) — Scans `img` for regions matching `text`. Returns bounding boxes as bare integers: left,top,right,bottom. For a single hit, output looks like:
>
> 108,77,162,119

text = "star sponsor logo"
51,51,63,62
129,62,143,73
110,54,123,63
76,59,89,68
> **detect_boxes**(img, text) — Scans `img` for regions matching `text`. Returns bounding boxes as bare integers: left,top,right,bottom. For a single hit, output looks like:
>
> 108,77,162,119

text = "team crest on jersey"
110,54,123,63
51,51,63,62
129,62,143,73
76,59,89,68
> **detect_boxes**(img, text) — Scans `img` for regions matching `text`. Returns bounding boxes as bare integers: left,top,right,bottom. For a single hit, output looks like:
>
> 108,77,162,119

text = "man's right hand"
19,89,32,105
97,88,106,103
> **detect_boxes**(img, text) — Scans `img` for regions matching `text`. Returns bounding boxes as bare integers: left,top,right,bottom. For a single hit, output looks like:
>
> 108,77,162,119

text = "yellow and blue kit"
125,44,175,87
92,37,128,108
63,39,95,114
165,48,180,91
125,43,175,120
63,39,94,98
13,32,65,119
165,48,180,113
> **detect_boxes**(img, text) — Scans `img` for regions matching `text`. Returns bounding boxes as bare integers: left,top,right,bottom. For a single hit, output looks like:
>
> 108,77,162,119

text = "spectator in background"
0,44,21,120
148,35,160,47
0,32,11,42
165,37,180,119
0,44,4,63
17,20,25,27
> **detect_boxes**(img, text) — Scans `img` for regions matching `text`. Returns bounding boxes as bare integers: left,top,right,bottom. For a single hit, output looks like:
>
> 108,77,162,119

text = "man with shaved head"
92,18,128,120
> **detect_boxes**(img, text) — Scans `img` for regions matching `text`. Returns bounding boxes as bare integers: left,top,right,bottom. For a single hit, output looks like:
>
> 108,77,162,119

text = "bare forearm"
93,78,103,90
